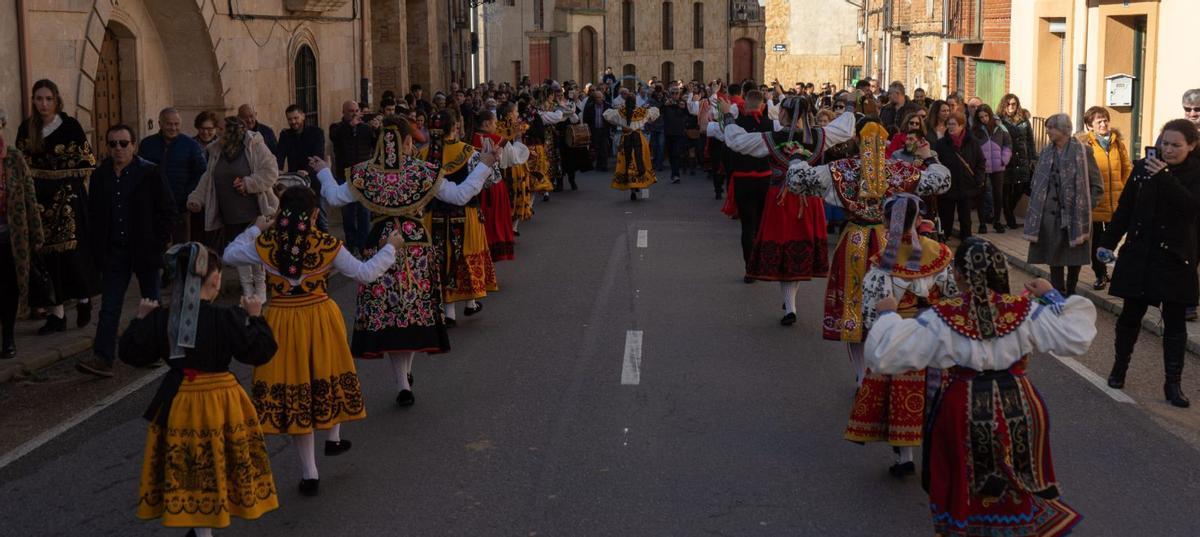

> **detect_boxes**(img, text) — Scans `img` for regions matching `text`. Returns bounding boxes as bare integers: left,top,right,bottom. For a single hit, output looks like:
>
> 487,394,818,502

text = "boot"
1163,334,1190,408
1107,355,1131,389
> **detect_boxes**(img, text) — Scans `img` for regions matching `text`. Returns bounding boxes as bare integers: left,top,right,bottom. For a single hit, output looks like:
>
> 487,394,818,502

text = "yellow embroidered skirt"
508,165,533,221
137,372,278,528
252,294,367,435
444,207,500,303
612,131,657,190
823,222,887,342
529,143,555,192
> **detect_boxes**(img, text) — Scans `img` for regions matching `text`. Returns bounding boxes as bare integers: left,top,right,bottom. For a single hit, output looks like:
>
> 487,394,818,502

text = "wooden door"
974,60,1006,112
579,27,597,85
733,38,754,83
93,28,121,155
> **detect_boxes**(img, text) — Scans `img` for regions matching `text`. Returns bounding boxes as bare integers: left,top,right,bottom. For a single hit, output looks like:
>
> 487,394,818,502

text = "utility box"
1106,74,1136,108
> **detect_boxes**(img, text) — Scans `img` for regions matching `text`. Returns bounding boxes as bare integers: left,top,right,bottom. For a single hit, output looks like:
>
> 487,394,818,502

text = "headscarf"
878,193,924,273
425,110,456,174
954,237,1011,339
221,116,247,161
163,242,211,359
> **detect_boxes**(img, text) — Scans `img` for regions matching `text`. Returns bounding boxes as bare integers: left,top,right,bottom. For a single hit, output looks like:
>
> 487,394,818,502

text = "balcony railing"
730,1,765,24
943,0,982,42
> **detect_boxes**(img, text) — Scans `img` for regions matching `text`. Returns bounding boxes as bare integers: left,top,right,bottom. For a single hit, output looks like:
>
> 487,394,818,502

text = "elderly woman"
1,107,45,360
1022,113,1102,296
186,117,278,301
1098,119,1200,408
1078,106,1131,290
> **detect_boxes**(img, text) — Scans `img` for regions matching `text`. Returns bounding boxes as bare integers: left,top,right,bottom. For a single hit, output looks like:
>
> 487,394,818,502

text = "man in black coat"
583,90,611,171
330,100,378,253
77,124,175,377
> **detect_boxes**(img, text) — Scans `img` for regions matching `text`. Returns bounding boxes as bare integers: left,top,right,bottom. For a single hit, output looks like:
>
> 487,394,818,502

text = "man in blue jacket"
138,107,206,244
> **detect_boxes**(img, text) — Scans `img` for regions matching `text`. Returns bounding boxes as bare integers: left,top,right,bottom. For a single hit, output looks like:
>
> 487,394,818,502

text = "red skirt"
925,363,1081,537
844,370,925,446
745,187,829,281
480,181,515,262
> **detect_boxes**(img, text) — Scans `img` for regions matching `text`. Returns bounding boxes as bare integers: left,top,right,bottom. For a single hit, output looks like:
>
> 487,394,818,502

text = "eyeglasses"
1185,106,1200,113
908,120,923,126
106,140,131,148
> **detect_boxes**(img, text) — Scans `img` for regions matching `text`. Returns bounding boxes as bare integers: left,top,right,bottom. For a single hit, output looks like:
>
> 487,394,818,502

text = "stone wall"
763,0,859,87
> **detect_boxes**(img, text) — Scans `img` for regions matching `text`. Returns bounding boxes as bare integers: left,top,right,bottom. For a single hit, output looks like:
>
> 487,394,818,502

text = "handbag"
27,253,56,309
566,124,591,148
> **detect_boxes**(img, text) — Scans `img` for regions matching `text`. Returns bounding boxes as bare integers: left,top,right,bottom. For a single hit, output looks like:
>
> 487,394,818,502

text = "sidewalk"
981,229,1200,358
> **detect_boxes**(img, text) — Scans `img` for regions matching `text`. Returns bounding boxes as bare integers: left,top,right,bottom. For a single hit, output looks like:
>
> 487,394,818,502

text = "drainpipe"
1075,6,1090,132
16,0,30,117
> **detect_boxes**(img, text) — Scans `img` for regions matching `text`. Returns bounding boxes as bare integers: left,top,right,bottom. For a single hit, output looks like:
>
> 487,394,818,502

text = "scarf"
1024,138,1092,247
878,194,924,273
163,242,210,360
949,127,967,149
1096,132,1112,152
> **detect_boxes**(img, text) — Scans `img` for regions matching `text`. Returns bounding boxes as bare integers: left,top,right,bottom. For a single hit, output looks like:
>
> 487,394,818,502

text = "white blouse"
222,226,397,285
860,264,958,332
786,159,953,207
314,160,495,209
603,107,661,132
718,111,856,157
865,295,1097,375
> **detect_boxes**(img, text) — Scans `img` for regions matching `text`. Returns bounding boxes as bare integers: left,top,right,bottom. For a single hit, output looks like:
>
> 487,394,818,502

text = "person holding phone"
1097,119,1200,408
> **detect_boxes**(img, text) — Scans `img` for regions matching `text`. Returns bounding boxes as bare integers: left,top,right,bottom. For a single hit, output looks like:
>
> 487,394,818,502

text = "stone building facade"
482,0,765,87
1,0,477,146
762,0,861,88
860,0,950,99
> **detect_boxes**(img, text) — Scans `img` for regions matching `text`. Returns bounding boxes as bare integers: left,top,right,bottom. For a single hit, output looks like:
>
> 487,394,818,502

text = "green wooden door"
975,60,1007,110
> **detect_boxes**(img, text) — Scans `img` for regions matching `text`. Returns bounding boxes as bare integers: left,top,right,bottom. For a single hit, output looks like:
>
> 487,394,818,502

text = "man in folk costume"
715,94,855,324
845,194,957,477
786,118,952,384
710,90,775,281
313,118,499,407
866,238,1095,537
522,88,569,202
604,94,661,201
421,110,501,326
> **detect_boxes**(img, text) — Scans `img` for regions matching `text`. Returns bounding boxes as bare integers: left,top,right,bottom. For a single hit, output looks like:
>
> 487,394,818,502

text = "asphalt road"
3,170,1200,536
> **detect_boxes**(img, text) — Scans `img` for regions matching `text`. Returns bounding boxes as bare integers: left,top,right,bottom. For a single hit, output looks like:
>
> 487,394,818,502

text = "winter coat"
187,131,279,232
1,147,45,315
1077,130,1133,223
1001,113,1037,188
1100,157,1200,305
934,133,987,200
972,124,1013,174
137,132,207,213
87,156,176,273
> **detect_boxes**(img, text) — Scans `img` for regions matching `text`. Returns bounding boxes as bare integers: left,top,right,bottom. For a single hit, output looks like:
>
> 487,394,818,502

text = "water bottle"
1096,247,1118,265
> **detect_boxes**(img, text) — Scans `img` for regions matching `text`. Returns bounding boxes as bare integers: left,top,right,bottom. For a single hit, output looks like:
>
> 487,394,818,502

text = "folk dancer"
786,119,952,384
120,244,279,535
497,103,534,235
866,237,1095,537
845,194,956,477
604,96,660,200
711,91,775,280
223,186,402,496
472,110,524,261
523,89,569,202
421,110,502,326
313,118,498,407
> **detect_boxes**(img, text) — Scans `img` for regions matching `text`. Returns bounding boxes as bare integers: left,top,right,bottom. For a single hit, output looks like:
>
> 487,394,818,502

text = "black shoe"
780,312,797,326
396,389,415,407
1165,382,1191,408
1,342,14,360
38,314,66,335
714,191,723,200
324,439,353,456
570,180,578,191
993,223,1005,234
542,193,551,202
184,530,197,537
407,372,414,387
1107,356,1130,389
299,478,320,496
743,276,755,284
76,301,92,328
630,190,638,201
671,176,681,184
1008,222,1021,230
75,355,115,378
444,317,457,328
888,461,916,478
1093,275,1109,291
514,230,521,237
464,302,483,316
977,224,988,234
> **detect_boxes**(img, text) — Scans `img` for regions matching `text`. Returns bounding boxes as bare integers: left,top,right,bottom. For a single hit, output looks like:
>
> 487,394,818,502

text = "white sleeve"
222,226,263,267
722,123,770,157
767,99,781,121
785,160,834,200
332,244,396,283
865,310,957,374
687,100,700,116
316,167,356,207
915,163,953,196
603,108,624,127
434,162,492,206
539,110,566,125
1027,296,1098,357
706,120,725,141
500,141,530,168
822,111,857,147
644,107,661,123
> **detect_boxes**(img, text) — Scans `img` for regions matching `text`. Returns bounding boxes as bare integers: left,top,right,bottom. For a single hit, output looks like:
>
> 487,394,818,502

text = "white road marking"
1051,352,1137,404
636,230,648,248
0,368,168,470
621,330,644,385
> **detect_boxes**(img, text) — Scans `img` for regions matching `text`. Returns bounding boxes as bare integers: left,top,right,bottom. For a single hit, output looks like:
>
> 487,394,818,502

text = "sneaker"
671,176,681,184
75,355,114,378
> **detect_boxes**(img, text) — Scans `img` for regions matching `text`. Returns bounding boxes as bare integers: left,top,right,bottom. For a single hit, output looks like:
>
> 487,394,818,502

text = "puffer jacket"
1077,130,1132,223
1001,113,1037,187
972,123,1012,174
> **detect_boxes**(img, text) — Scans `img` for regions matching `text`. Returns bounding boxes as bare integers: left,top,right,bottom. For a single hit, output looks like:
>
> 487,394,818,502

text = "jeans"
648,130,665,170
341,202,371,251
937,195,973,240
94,249,161,363
666,135,688,179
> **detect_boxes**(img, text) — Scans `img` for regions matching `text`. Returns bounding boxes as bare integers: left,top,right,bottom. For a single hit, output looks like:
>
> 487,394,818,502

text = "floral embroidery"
251,372,365,431
932,293,1032,340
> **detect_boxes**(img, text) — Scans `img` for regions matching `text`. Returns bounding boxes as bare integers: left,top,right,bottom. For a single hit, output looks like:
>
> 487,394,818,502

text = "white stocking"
327,423,341,443
467,299,479,309
389,352,415,391
193,529,214,537
294,433,319,480
51,305,65,318
847,343,866,387
780,282,800,314
898,446,915,464
512,219,521,233
443,302,457,320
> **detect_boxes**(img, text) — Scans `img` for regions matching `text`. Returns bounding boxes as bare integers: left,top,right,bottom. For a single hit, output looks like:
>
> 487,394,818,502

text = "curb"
1003,253,1200,359
0,335,93,383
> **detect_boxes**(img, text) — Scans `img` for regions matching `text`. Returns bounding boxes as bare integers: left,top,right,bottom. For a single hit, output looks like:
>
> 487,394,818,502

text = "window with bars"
693,2,704,49
662,2,674,50
623,1,636,51
294,45,318,126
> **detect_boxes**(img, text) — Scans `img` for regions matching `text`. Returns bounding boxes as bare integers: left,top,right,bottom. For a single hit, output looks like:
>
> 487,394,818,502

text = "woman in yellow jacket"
1078,106,1132,290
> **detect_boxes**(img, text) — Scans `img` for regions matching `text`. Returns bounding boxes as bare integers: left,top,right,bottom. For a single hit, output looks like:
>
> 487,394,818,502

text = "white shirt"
314,161,494,208
222,226,396,285
719,111,857,157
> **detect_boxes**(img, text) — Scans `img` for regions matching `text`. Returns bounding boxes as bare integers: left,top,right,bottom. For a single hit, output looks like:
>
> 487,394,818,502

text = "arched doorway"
733,38,755,84
578,26,598,85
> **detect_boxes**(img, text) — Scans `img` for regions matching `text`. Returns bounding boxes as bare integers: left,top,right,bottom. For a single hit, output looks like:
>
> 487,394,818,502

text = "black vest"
729,112,774,176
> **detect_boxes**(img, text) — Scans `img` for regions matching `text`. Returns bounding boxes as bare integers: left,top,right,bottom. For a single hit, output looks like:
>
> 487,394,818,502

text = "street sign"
772,43,787,53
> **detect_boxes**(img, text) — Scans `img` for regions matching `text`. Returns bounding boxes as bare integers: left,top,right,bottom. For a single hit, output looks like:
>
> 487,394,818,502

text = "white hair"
1184,89,1200,107
1045,113,1073,133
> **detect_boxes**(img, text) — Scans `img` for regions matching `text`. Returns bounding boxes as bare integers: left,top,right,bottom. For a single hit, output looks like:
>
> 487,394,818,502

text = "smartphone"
1145,147,1158,161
